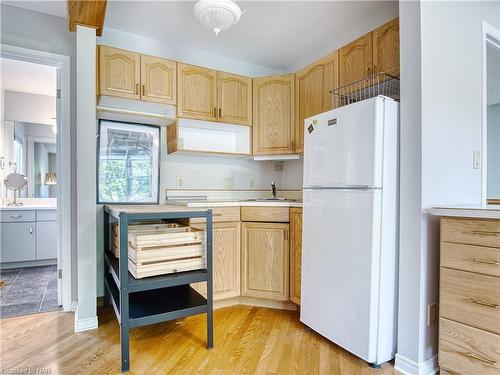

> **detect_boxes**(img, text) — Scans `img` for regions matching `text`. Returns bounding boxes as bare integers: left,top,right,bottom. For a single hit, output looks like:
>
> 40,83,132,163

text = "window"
97,120,160,204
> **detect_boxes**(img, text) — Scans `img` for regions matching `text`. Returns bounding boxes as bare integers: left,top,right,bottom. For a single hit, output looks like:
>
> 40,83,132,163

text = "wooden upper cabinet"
140,55,176,105
339,33,373,86
295,51,338,153
217,72,252,126
99,45,140,100
289,208,302,305
241,222,289,301
373,18,400,77
178,63,218,121
253,75,295,155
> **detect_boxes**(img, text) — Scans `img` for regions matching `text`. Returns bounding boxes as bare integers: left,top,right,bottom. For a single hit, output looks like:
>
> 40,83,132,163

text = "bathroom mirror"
485,26,500,204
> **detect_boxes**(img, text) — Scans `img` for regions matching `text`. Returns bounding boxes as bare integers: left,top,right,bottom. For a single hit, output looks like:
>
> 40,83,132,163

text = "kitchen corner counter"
431,205,500,220
0,205,57,211
165,200,303,208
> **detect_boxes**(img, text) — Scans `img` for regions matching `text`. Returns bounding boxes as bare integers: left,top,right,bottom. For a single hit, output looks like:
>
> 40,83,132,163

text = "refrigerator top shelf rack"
330,72,400,109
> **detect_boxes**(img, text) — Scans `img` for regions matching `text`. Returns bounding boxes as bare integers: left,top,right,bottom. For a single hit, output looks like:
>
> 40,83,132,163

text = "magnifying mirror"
4,172,28,206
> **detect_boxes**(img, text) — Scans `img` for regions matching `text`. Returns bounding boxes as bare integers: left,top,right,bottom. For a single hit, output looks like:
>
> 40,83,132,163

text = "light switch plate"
176,176,183,187
473,150,481,169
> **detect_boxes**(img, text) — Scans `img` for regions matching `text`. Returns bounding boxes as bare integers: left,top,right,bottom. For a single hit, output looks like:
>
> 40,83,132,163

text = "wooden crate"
111,222,183,258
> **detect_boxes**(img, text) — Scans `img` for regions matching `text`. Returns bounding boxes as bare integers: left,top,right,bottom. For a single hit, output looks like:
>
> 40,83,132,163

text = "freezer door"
300,188,382,363
303,97,385,188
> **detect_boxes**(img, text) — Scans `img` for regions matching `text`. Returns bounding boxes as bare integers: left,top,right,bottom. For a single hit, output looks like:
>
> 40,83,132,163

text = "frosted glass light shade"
193,0,242,36
44,172,57,185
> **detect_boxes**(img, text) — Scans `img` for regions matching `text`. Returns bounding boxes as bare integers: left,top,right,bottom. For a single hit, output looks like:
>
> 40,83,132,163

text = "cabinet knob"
213,107,217,118
142,84,145,96
135,83,139,95
219,108,222,118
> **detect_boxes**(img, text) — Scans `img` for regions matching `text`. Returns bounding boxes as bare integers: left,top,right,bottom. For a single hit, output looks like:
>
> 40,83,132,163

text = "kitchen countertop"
431,205,500,219
165,199,303,208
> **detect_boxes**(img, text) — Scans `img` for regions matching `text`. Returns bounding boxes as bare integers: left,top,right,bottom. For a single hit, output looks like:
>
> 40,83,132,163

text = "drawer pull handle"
468,298,498,309
468,230,500,236
466,352,497,366
212,213,223,217
10,215,22,218
468,258,500,265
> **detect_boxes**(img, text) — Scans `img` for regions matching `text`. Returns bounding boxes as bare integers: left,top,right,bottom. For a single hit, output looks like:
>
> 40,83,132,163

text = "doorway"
0,45,72,315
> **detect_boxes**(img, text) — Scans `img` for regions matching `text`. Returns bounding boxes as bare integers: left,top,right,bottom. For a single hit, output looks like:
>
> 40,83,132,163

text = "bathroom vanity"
0,206,57,268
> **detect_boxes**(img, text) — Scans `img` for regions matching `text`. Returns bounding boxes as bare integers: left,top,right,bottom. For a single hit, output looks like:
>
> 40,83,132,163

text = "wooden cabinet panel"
241,222,289,300
440,318,500,375
191,222,241,301
373,18,400,77
253,75,295,155
140,55,176,105
1,222,35,263
99,45,140,100
218,72,252,126
190,206,241,224
441,242,500,277
290,208,302,305
338,34,373,86
177,63,217,121
240,206,289,223
441,218,500,249
295,51,338,153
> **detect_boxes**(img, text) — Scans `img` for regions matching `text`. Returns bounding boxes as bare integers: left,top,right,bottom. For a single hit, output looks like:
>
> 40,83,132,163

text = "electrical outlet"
176,176,183,187
427,303,437,326
223,177,233,190
473,150,481,169
274,161,284,172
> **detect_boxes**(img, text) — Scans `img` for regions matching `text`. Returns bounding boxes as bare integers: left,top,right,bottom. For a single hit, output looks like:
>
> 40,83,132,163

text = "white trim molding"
1,44,73,313
74,306,98,332
395,354,439,375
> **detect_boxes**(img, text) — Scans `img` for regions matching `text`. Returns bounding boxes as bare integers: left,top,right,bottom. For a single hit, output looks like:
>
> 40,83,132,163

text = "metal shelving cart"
103,205,213,372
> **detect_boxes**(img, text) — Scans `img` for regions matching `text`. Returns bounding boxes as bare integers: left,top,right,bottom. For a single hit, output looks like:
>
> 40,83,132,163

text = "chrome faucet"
271,182,277,199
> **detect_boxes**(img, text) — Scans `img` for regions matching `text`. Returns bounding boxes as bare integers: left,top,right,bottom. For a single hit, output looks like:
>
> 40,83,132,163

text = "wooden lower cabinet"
241,222,289,301
191,222,240,301
439,217,500,375
289,208,302,305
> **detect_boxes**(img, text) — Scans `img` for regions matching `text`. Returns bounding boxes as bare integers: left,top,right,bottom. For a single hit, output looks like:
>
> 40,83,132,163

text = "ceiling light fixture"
193,0,243,36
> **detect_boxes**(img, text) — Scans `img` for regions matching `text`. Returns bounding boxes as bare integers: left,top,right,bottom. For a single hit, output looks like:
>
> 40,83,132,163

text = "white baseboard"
74,305,98,332
394,354,439,375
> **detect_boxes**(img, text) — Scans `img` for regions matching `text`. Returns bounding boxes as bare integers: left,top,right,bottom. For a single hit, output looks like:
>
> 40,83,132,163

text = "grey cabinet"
1,222,36,263
36,221,57,260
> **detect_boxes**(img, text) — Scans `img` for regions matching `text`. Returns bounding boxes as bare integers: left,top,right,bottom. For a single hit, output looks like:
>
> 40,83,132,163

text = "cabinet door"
338,33,373,86
295,51,338,153
373,18,400,77
289,208,302,305
0,222,35,263
217,72,252,126
253,75,295,155
177,63,217,121
140,55,177,105
99,45,140,100
36,221,57,260
241,222,289,300
191,222,241,301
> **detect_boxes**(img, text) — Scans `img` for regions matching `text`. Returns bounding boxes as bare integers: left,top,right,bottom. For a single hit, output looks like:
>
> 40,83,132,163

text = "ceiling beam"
67,0,107,36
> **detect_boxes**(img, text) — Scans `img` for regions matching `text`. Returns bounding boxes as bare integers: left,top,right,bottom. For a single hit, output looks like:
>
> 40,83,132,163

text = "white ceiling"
3,1,399,71
1,58,57,96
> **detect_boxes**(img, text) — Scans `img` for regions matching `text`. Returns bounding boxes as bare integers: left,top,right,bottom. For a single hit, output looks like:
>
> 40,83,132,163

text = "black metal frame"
103,206,213,372
97,119,161,205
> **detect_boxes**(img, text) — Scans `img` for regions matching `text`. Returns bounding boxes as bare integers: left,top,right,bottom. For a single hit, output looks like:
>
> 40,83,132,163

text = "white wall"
4,90,55,125
98,28,283,77
397,1,500,372
488,103,500,198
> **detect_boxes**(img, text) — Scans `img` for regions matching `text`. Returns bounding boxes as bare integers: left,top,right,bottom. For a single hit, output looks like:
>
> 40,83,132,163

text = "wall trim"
0,44,72,313
394,354,439,375
74,313,98,332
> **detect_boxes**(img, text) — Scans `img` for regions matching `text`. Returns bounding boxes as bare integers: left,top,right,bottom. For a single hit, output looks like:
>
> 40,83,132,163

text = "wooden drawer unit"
36,210,57,222
440,318,500,375
240,206,289,223
439,216,500,375
440,268,500,334
441,242,500,277
442,217,500,248
1,210,35,223
190,206,240,224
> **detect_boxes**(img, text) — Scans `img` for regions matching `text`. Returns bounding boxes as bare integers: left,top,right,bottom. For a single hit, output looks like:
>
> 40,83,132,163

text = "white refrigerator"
300,96,399,366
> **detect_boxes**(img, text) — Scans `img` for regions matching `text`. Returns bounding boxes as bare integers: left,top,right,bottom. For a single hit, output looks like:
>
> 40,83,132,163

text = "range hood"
96,96,176,126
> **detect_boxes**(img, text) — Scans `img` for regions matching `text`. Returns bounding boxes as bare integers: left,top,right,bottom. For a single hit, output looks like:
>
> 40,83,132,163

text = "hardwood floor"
0,305,399,374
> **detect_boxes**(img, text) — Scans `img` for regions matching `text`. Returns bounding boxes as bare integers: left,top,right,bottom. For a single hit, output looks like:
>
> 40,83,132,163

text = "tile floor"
0,265,61,318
